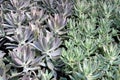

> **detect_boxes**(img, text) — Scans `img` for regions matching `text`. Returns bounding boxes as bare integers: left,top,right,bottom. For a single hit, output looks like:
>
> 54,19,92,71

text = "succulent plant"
101,43,120,65
5,27,34,49
9,0,31,11
30,30,62,59
9,45,45,69
70,57,104,80
3,11,26,36
48,14,67,35
38,70,54,80
56,0,73,17
26,7,48,24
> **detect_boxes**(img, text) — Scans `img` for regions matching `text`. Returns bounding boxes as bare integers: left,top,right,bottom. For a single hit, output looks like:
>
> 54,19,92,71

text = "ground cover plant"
0,0,120,80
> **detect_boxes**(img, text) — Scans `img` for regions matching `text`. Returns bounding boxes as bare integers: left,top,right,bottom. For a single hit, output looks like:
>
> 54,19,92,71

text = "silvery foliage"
0,0,73,80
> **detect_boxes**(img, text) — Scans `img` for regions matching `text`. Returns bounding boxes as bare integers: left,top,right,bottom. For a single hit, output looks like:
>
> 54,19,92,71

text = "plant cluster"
0,0,120,80
61,0,120,80
0,0,73,80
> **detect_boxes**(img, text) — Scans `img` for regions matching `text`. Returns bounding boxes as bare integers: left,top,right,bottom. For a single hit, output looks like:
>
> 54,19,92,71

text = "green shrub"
61,0,120,80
